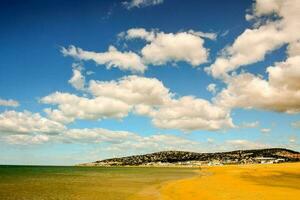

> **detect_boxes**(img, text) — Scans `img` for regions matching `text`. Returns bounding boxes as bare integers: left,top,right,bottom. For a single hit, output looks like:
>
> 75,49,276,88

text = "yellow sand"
160,162,300,200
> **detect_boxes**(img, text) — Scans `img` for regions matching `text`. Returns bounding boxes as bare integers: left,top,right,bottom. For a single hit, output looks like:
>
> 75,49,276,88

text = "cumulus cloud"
150,96,234,132
0,110,65,135
63,28,214,74
0,116,273,154
267,56,300,91
207,24,283,78
89,75,171,106
121,28,213,66
1,122,199,152
207,0,300,78
213,24,300,114
0,108,199,148
62,45,146,73
3,0,299,151
214,69,300,114
41,75,233,131
42,75,171,124
120,28,156,42
69,68,85,90
0,98,19,107
206,83,217,94
41,92,131,124
0,111,268,154
123,0,164,10
43,109,75,124
287,41,300,57
203,0,300,115
250,0,283,18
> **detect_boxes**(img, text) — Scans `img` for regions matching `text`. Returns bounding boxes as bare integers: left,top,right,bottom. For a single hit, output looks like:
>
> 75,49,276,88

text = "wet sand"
160,162,300,200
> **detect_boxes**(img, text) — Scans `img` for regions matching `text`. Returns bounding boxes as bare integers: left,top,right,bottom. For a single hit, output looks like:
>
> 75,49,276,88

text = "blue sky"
0,0,299,165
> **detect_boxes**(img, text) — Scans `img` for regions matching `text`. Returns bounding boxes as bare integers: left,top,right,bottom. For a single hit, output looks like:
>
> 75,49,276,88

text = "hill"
79,148,300,166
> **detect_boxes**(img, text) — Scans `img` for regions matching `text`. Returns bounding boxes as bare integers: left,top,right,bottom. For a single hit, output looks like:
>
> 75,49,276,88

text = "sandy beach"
160,162,300,200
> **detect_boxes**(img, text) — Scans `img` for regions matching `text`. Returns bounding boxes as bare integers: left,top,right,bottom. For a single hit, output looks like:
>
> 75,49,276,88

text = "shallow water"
0,165,197,200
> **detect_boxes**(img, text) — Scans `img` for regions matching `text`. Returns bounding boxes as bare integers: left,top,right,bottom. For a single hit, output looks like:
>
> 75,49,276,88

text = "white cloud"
225,139,269,150
41,92,131,123
251,0,282,17
123,0,164,10
143,32,206,66
0,121,275,154
0,110,269,153
0,109,196,148
260,128,271,134
207,0,300,78
63,28,215,74
3,134,49,145
215,67,300,114
43,109,75,124
240,121,260,128
64,128,138,143
62,45,146,73
122,28,212,66
2,125,200,152
69,68,85,90
187,30,217,40
104,133,200,154
120,28,156,41
291,121,300,129
289,136,297,143
287,41,300,57
220,30,229,37
207,138,214,143
0,110,198,147
89,76,234,131
0,110,65,135
64,128,197,151
267,56,300,91
207,83,217,94
0,98,19,107
89,75,171,106
42,75,234,131
86,70,95,75
42,75,171,124
203,0,300,115
150,96,234,132
207,24,283,78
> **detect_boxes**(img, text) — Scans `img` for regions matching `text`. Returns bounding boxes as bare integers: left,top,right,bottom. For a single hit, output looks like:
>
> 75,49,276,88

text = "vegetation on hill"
82,148,300,166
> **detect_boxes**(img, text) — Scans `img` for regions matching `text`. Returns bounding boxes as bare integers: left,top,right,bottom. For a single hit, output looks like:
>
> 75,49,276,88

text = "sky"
0,0,299,165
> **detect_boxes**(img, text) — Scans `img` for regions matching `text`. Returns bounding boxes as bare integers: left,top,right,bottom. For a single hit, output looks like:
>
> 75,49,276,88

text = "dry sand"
159,162,300,200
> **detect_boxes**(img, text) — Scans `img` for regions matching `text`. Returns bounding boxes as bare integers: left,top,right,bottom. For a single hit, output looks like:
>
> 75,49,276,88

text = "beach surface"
159,162,300,200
